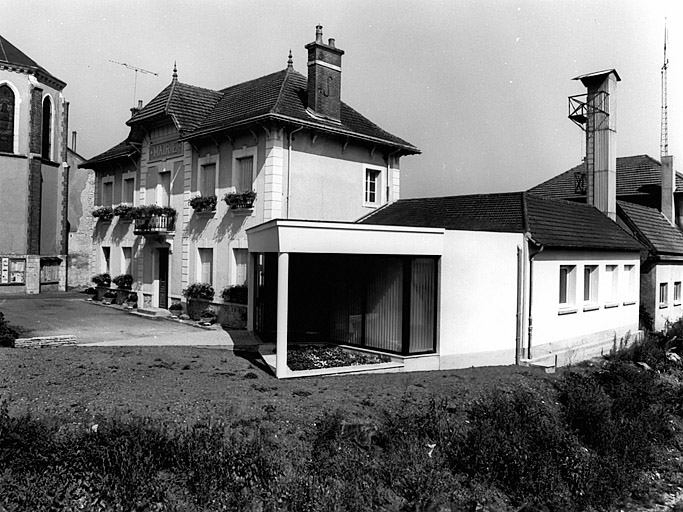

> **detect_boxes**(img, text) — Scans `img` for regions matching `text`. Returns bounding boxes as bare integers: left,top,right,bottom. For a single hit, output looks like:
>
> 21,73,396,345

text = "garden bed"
286,344,391,371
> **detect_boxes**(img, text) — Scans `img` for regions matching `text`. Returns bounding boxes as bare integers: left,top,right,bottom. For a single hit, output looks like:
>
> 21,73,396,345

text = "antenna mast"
661,19,669,159
109,60,158,107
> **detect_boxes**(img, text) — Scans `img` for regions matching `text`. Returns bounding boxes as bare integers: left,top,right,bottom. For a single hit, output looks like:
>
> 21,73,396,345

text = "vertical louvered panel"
365,258,403,352
409,258,436,353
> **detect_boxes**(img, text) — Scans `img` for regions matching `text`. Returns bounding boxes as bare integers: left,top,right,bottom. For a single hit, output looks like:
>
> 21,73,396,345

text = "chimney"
305,25,345,121
130,99,143,118
571,69,620,221
661,155,676,224
71,131,77,153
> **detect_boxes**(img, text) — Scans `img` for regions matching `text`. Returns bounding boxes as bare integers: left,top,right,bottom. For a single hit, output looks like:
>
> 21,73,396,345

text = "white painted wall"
652,263,683,330
438,230,524,366
530,250,639,351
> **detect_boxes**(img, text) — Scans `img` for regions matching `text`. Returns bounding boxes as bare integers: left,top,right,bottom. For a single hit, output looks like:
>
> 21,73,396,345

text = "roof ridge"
271,67,293,115
218,68,289,94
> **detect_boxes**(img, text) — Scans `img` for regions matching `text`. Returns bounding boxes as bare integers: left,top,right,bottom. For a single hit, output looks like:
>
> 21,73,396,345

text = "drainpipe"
286,126,304,218
525,233,544,360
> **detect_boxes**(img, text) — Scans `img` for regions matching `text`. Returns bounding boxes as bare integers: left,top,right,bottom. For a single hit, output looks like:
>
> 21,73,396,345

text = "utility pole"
109,60,158,107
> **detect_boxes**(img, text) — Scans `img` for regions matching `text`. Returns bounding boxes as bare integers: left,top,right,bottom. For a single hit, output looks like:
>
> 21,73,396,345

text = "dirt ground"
0,345,554,427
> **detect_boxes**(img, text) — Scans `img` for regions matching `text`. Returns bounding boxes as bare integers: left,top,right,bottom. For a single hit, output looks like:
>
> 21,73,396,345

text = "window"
365,168,382,205
157,169,170,206
102,179,114,207
102,247,111,274
234,249,248,286
122,247,132,275
624,264,637,304
236,156,254,193
198,248,213,285
41,96,52,160
199,163,217,196
559,265,576,309
660,282,669,308
583,265,598,304
605,265,618,305
675,282,682,305
122,176,136,205
0,84,15,153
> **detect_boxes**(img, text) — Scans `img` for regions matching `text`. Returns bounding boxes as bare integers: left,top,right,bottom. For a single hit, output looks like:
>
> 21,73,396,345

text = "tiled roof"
127,80,223,134
79,139,138,168
360,192,640,251
132,68,418,153
617,201,683,256
529,155,683,200
0,34,65,89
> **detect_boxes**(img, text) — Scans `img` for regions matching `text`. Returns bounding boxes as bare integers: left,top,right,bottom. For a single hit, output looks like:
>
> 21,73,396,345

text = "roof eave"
182,113,420,154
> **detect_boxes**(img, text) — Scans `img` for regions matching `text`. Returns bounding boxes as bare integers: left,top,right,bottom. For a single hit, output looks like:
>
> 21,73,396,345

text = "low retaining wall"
15,335,76,348
186,298,247,329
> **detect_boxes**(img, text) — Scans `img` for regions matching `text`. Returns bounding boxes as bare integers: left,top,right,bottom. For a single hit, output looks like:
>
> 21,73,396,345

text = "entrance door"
157,248,169,309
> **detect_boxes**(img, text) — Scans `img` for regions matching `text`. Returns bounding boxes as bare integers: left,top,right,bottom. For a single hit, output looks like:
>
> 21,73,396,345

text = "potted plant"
221,285,248,305
224,191,256,210
124,293,138,309
189,195,218,213
91,273,111,301
113,204,135,220
92,206,114,221
112,274,134,304
182,282,215,320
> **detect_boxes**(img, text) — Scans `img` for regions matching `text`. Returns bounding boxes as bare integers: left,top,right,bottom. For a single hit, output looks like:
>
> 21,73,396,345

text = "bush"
221,285,248,304
91,273,111,287
182,283,214,301
460,384,585,508
0,312,18,348
112,274,133,289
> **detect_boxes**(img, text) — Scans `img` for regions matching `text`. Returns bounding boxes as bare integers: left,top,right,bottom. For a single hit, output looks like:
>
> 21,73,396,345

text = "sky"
2,0,681,198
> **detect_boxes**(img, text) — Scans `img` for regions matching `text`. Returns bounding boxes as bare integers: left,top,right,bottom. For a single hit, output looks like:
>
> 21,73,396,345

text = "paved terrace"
0,291,256,350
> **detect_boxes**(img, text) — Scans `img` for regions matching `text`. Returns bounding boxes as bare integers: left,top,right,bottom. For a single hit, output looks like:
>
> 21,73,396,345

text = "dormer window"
41,95,52,160
0,84,15,153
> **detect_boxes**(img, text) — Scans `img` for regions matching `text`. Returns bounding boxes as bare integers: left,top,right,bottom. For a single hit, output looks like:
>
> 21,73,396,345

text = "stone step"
133,307,172,319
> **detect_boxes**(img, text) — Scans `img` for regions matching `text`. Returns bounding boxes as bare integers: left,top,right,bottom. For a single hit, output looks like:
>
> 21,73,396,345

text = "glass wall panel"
410,258,436,353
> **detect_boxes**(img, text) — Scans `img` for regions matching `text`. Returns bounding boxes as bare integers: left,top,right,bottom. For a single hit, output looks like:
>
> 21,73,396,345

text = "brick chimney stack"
305,25,344,121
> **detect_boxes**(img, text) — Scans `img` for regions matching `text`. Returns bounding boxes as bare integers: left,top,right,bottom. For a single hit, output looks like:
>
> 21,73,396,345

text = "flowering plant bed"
287,344,390,371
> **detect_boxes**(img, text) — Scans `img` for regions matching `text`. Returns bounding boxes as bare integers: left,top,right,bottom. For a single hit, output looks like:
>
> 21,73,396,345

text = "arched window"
42,95,52,159
0,84,15,153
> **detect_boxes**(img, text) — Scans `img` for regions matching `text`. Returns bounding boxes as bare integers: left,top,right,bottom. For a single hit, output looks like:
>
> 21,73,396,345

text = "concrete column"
263,128,284,221
247,251,255,331
276,251,289,378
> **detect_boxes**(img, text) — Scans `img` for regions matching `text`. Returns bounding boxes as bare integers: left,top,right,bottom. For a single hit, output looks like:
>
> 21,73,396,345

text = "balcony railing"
134,214,176,235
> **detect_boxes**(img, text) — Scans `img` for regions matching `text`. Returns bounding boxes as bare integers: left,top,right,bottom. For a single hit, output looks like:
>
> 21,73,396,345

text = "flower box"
224,191,256,210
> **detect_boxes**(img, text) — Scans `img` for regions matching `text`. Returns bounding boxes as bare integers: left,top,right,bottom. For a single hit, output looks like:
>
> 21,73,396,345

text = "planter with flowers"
113,204,135,221
92,206,114,222
224,191,256,210
189,195,218,214
183,282,215,320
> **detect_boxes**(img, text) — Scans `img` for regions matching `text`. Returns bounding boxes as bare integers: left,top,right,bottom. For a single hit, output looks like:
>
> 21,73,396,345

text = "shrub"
0,312,18,348
91,273,111,287
189,195,217,213
460,384,584,508
112,274,133,289
169,302,183,312
92,206,114,221
221,285,248,304
182,283,215,301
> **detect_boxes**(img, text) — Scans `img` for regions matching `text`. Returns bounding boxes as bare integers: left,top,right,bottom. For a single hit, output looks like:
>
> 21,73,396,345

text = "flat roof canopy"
247,219,445,255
